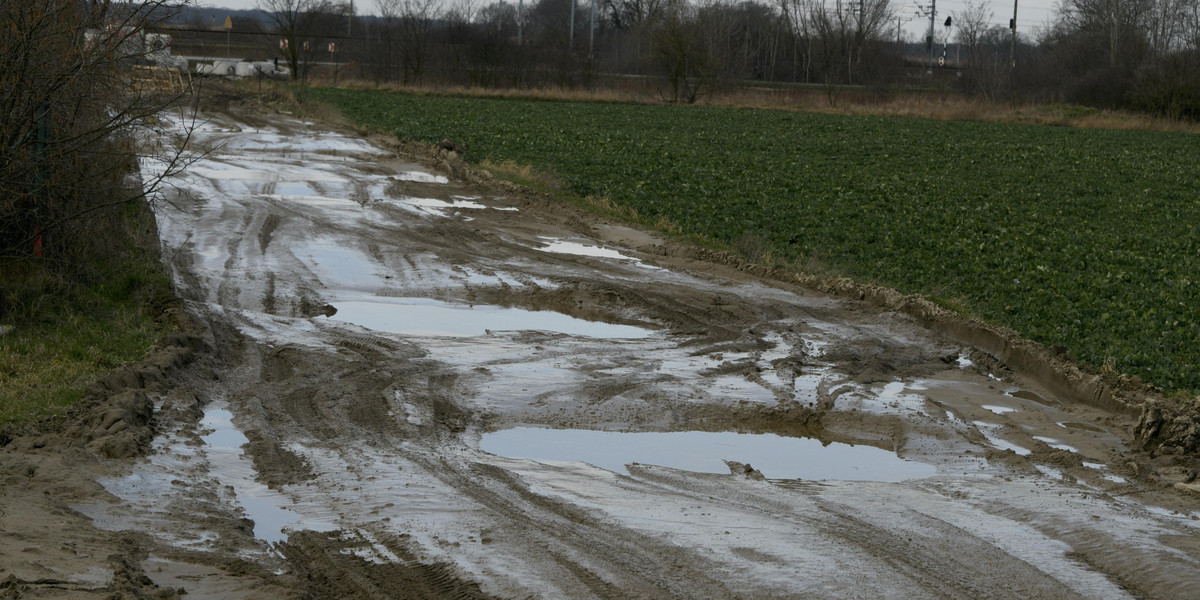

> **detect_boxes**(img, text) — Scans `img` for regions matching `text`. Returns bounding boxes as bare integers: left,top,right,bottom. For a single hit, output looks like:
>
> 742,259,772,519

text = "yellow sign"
224,16,233,29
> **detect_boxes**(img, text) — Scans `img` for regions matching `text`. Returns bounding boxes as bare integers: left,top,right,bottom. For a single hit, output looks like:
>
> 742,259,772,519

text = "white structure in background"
144,33,188,71
83,27,189,72
194,59,285,79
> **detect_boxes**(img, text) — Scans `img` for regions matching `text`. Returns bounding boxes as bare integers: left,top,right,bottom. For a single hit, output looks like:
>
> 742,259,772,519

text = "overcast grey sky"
196,0,1063,38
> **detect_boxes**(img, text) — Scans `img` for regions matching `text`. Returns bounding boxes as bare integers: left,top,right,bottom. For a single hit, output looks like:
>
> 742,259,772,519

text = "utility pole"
927,0,936,71
915,2,937,71
569,0,576,52
1010,0,1018,68
589,0,595,59
895,16,911,47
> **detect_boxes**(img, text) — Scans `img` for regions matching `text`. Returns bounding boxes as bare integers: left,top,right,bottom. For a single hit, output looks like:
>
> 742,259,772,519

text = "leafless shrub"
0,0,195,297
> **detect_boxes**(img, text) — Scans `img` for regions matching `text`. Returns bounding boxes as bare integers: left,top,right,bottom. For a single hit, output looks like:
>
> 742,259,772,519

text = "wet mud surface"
3,108,1200,598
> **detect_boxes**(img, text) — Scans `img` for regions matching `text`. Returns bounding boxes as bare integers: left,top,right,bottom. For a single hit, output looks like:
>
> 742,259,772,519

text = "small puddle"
326,296,653,339
539,239,632,260
973,421,1032,456
1010,389,1059,406
1035,465,1065,480
982,405,1019,415
537,238,660,270
1082,462,1127,483
1143,505,1200,526
480,428,936,482
303,240,380,288
273,181,316,196
395,171,449,184
1032,436,1078,453
402,197,488,210
1058,421,1107,433
201,406,334,545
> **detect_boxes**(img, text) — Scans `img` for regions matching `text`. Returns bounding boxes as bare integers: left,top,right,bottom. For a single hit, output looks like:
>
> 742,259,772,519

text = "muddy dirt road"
4,109,1199,599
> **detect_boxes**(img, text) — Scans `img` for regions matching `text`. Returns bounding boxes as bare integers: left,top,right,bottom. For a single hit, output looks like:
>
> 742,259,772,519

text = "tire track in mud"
409,457,740,599
281,530,497,600
612,466,1075,599
986,504,1200,600
214,198,265,310
258,212,282,254
810,501,1088,599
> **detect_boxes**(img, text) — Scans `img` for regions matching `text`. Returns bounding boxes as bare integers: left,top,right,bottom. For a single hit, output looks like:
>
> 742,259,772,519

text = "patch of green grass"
0,224,173,428
313,88,1200,393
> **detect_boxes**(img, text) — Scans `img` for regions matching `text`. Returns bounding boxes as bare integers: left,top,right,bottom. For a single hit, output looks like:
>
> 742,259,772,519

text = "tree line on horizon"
231,0,1200,115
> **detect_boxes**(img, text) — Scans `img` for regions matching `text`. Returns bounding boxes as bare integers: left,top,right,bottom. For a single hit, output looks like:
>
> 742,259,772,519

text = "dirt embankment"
0,323,207,598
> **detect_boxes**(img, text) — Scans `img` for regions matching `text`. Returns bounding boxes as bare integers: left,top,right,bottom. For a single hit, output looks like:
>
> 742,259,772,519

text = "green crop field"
313,88,1200,394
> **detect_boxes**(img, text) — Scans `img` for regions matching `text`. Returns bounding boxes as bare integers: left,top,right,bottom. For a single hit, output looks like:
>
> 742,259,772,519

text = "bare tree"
1144,0,1194,56
806,0,891,87
777,0,815,81
444,0,482,24
776,0,891,87
260,0,334,81
649,0,734,102
1185,0,1200,52
0,0,194,273
378,0,439,83
1057,0,1152,68
955,0,990,69
607,0,668,29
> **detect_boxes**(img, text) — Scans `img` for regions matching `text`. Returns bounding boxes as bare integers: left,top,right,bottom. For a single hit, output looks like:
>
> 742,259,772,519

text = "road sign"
224,16,233,29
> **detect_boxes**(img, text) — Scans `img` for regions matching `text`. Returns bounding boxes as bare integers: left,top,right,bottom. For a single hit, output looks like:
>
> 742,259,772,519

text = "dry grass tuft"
479,158,562,190
584,195,641,221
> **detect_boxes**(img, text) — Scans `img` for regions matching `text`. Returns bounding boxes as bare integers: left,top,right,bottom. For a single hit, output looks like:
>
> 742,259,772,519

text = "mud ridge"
1,326,209,458
280,530,499,600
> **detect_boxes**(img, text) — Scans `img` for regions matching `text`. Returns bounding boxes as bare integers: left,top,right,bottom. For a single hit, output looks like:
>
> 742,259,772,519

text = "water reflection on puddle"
481,428,936,482
982,405,1019,415
537,238,661,270
539,239,632,260
973,421,1032,456
326,296,653,339
201,407,334,545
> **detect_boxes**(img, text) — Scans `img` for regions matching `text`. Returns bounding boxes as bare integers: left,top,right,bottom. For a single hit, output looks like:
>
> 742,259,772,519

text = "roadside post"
331,42,338,84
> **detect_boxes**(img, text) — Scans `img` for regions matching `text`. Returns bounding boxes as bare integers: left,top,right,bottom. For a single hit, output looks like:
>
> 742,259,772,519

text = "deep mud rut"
3,109,1200,599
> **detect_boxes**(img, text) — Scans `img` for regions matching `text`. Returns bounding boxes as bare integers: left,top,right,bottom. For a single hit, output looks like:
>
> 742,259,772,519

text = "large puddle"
325,296,654,339
481,428,936,482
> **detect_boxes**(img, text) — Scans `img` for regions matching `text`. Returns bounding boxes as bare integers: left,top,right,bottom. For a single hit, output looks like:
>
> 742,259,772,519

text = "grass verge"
0,201,175,428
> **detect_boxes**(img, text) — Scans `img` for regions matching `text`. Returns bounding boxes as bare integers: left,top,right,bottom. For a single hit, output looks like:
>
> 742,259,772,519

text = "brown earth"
2,87,1199,599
